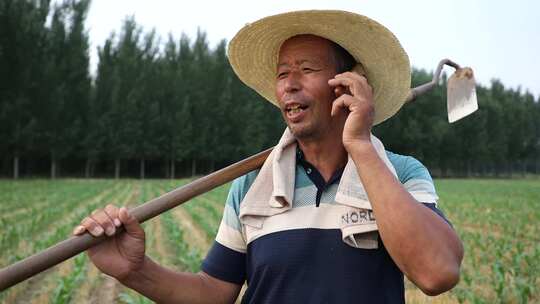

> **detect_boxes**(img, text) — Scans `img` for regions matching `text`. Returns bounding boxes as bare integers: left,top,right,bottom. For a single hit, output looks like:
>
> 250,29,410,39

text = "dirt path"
171,207,212,252
89,274,120,304
150,216,172,265
197,195,225,216
70,263,101,303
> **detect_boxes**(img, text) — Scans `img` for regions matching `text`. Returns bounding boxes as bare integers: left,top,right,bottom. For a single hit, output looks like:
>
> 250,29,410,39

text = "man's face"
275,35,340,140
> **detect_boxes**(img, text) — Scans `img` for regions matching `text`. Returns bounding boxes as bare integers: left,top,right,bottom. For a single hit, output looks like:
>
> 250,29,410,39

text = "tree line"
1,0,539,179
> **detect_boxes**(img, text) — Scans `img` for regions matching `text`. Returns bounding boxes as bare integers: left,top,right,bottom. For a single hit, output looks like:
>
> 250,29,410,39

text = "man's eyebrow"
277,59,319,69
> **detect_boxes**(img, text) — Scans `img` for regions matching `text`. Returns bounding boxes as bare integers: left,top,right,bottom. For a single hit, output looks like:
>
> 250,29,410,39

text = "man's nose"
284,71,302,93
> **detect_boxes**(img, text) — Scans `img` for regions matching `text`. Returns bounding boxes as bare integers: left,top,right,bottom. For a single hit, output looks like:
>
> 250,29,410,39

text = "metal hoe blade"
447,67,478,123
406,59,478,123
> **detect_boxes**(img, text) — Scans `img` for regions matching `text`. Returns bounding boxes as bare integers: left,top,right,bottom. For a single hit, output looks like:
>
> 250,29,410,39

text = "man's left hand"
328,72,374,150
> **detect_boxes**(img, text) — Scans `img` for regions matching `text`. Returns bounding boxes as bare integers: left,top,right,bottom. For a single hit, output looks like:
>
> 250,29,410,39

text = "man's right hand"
73,205,146,281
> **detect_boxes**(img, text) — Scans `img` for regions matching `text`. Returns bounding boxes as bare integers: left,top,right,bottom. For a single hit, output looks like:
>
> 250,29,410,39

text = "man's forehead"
277,35,334,64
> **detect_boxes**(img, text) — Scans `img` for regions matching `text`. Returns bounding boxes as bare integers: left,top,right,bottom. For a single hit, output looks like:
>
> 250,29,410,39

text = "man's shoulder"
227,169,260,213
385,150,434,184
232,169,260,193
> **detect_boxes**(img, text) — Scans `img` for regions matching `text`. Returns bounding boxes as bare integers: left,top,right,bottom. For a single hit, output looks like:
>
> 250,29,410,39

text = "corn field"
0,179,538,303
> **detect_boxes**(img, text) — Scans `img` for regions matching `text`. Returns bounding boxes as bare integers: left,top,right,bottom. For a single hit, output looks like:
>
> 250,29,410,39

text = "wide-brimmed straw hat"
228,10,411,125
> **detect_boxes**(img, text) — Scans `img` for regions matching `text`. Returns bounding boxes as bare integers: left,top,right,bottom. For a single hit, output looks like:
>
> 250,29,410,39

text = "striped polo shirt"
201,150,449,304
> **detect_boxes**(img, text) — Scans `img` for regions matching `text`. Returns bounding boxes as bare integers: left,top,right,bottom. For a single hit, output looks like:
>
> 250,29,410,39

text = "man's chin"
287,125,316,140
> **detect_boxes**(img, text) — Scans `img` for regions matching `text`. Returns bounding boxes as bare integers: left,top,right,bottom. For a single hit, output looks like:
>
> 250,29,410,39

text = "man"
74,10,463,303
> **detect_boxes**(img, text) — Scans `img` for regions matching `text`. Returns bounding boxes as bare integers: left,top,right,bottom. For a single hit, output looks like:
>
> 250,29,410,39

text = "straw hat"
228,10,411,125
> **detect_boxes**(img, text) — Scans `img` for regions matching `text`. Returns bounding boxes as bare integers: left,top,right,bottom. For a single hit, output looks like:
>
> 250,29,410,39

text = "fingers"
328,72,372,98
105,204,122,228
331,94,355,116
72,205,144,240
333,85,349,98
75,216,104,237
91,207,117,236
73,225,86,236
118,207,145,240
73,204,122,237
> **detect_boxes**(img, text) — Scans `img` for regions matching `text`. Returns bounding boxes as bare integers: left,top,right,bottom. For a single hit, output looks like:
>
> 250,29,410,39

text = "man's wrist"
344,139,376,158
119,255,154,289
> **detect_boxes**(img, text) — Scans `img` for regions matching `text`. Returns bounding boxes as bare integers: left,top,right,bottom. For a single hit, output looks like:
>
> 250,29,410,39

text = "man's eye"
277,72,288,79
303,67,320,73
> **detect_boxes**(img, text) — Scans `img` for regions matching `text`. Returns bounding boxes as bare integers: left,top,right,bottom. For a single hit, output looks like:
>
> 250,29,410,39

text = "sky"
86,0,540,98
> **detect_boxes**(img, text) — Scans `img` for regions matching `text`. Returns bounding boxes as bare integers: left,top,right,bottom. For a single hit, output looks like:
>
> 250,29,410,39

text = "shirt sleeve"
386,151,452,226
386,151,439,204
201,171,258,284
201,241,246,284
422,203,452,227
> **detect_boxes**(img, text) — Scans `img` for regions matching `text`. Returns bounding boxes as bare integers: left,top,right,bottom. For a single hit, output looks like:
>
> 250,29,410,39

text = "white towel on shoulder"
238,128,398,249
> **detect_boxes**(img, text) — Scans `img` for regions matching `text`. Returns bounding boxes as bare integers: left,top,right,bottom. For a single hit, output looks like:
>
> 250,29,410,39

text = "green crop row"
1,183,130,266
1,178,537,303
162,211,202,272
164,180,225,241
46,182,135,304
0,180,112,214
0,183,118,255
46,182,134,303
436,179,539,303
0,181,133,303
51,254,88,304
0,180,113,224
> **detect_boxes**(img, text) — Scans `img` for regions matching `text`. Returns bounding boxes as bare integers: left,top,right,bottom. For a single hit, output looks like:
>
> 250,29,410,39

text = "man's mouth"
286,104,308,114
285,103,309,122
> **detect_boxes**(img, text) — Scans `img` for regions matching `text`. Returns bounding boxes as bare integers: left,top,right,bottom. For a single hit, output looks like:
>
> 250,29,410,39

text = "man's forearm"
348,142,463,295
120,256,239,304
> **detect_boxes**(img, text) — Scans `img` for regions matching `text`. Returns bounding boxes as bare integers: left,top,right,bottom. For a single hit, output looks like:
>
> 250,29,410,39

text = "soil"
171,206,211,252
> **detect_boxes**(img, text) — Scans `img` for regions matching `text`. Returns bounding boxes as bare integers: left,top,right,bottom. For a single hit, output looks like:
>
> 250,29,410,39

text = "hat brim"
228,10,411,125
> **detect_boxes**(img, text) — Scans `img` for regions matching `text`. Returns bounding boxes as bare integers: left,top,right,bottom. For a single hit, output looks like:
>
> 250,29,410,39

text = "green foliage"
0,179,538,302
0,0,50,172
436,179,540,303
118,292,154,304
161,211,202,272
374,70,540,177
51,254,87,304
0,6,538,178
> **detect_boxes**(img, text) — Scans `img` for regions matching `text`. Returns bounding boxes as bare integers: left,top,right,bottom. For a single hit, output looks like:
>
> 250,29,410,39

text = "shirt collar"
296,146,345,189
